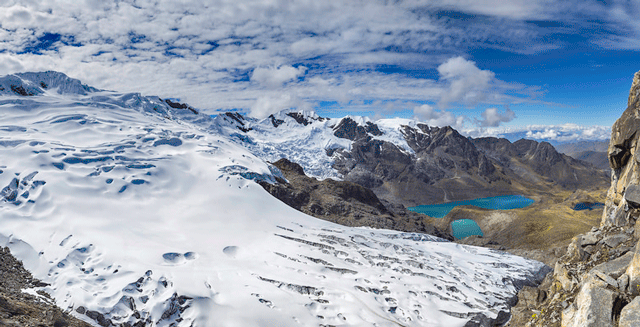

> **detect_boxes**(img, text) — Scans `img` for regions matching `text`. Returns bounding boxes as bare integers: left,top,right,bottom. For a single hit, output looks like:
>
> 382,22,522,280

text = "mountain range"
0,71,603,327
209,107,609,209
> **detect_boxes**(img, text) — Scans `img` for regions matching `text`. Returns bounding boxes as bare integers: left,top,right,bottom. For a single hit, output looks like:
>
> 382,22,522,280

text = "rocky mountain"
555,140,610,154
555,141,610,170
519,71,640,326
259,158,452,240
565,150,610,170
211,111,608,208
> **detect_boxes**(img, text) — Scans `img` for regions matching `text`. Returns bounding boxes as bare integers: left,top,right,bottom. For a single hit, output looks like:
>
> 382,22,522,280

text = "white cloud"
413,104,465,129
476,106,516,127
251,65,307,89
250,93,312,119
462,123,611,143
0,0,615,119
437,57,495,107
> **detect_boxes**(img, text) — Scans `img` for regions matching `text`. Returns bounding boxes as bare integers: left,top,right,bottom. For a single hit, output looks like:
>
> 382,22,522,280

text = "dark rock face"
0,247,91,327
268,114,284,127
334,122,607,207
259,158,452,240
10,85,34,96
221,112,252,132
164,99,198,114
333,117,372,141
285,112,326,125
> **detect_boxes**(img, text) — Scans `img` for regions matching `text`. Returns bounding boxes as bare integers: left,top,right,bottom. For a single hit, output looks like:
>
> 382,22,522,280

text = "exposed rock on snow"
0,247,91,327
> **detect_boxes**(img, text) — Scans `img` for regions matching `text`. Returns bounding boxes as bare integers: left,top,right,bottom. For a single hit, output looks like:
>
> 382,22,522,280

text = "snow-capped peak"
0,71,97,96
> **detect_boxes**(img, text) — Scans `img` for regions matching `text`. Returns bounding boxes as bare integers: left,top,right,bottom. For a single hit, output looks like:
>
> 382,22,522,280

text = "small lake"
407,195,535,218
451,219,484,239
408,195,535,240
572,202,604,211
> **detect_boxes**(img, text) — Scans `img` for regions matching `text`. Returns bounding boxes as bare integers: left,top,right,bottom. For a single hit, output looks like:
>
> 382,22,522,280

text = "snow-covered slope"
208,110,420,180
0,72,549,327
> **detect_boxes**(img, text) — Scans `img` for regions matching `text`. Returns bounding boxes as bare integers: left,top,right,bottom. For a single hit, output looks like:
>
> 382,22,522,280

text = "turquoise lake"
408,195,535,240
451,219,484,239
407,195,535,218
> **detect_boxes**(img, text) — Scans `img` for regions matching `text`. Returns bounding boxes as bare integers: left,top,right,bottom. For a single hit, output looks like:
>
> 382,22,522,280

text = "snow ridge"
0,71,97,96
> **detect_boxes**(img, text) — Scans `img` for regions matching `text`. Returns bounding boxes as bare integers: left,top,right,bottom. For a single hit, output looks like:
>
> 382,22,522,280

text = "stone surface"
619,296,640,327
626,241,640,295
618,274,630,292
625,184,640,208
581,233,600,246
561,280,615,327
592,250,635,280
555,262,576,291
602,233,631,248
566,236,585,262
593,270,618,288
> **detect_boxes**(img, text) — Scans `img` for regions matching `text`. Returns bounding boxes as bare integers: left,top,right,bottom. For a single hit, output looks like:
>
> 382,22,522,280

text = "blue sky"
1,0,639,142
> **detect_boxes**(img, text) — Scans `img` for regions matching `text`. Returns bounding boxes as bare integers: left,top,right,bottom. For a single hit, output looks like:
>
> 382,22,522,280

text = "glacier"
0,72,550,327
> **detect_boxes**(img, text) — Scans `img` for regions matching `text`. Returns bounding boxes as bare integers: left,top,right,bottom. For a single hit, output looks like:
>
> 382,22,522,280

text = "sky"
1,0,639,143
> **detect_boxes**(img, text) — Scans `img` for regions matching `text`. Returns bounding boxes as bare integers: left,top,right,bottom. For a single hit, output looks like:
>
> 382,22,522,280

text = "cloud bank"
463,123,611,143
0,0,631,136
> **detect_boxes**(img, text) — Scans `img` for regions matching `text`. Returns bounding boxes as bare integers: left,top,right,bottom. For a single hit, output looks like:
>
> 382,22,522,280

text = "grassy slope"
424,188,607,266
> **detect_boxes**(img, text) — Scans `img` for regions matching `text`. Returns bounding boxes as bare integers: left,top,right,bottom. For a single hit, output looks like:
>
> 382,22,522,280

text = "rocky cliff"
520,71,640,327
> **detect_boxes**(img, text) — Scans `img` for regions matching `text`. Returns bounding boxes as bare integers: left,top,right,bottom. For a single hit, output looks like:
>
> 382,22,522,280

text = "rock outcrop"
0,247,91,327
521,70,640,327
259,158,452,240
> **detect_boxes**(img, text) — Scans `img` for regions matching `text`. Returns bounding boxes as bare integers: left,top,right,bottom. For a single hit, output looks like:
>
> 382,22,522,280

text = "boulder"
565,236,585,261
592,250,635,280
618,274,630,292
554,262,577,291
619,296,640,327
624,184,640,208
626,241,640,296
602,233,631,248
561,279,615,327
593,270,618,288
581,232,600,246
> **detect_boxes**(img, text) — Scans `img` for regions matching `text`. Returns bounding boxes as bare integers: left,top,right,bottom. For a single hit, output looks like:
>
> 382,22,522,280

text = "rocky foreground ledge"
518,71,640,327
0,247,90,327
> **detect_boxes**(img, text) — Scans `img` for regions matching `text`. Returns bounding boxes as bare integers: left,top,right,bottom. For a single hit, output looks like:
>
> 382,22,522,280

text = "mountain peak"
0,71,97,97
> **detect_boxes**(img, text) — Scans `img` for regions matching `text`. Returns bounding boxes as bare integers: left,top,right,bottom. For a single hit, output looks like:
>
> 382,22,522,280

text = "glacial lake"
572,202,604,211
408,195,535,240
407,195,535,218
451,219,484,240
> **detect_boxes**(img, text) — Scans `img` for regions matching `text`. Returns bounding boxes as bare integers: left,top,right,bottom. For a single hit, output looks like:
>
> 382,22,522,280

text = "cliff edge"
520,71,640,327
